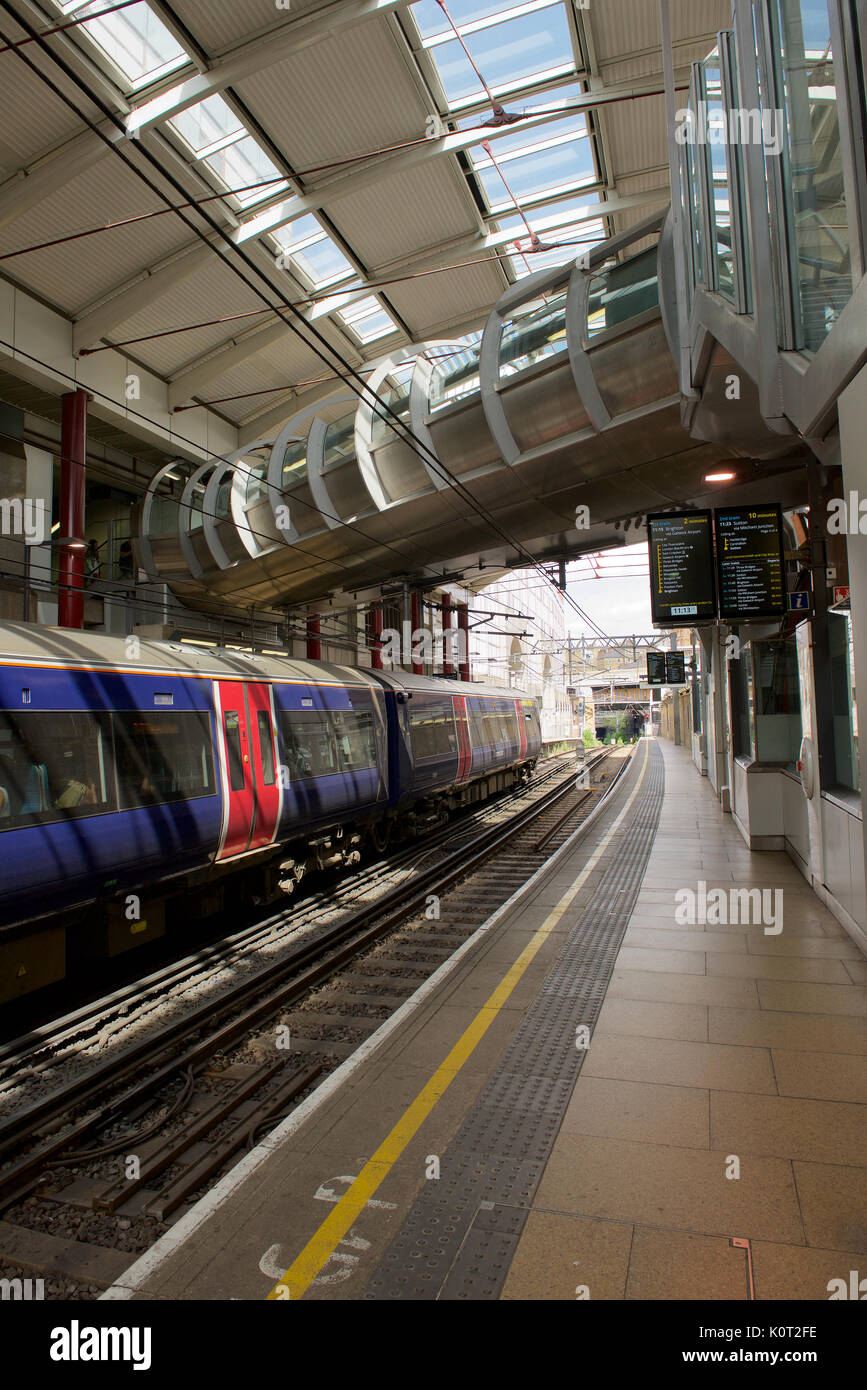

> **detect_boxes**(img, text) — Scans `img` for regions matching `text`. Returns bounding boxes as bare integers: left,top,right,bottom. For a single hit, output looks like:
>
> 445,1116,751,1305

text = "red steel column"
457,603,470,682
370,604,383,670
306,611,321,660
411,589,423,675
58,389,89,629
441,592,453,677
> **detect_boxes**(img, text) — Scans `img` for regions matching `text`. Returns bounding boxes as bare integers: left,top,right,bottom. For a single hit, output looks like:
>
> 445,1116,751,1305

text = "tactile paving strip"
365,742,664,1300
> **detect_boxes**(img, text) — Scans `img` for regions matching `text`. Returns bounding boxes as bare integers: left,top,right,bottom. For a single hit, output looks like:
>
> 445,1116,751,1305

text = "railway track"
0,744,632,1298
0,750,576,1080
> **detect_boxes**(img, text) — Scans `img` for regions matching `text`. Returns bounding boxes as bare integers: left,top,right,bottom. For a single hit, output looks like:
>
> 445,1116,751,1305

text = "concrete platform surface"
103,741,866,1302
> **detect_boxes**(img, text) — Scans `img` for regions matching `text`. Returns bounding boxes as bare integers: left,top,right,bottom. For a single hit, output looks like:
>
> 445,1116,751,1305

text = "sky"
564,543,653,639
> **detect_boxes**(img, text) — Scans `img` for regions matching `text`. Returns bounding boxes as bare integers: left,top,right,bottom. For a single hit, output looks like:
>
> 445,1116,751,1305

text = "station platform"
105,739,867,1302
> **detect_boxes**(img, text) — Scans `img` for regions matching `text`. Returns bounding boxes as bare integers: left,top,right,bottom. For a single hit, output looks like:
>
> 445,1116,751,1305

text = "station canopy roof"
0,0,732,459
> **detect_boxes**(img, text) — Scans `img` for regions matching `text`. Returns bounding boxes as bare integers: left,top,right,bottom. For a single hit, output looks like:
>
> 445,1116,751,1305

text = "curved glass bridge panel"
232,455,280,560
500,356,593,453
322,408,383,521
140,463,194,584
137,209,802,615
586,246,661,340
359,357,440,504
498,291,569,378
179,463,217,580
427,340,482,413
271,437,326,541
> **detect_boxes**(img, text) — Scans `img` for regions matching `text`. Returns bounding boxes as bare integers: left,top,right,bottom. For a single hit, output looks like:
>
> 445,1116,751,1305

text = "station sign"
647,511,716,626
714,505,786,620
788,591,810,612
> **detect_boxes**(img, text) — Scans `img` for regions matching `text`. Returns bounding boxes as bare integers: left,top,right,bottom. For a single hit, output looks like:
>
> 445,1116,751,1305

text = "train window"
333,709,377,771
0,710,111,828
114,711,215,807
257,710,276,785
467,702,487,747
222,711,246,792
278,709,338,780
409,700,457,760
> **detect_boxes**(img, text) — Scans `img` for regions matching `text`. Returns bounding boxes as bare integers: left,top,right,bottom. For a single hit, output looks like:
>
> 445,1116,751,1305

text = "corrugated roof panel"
168,0,324,57
114,259,267,376
330,161,480,269
0,160,196,314
591,0,730,64
385,261,506,337
235,22,429,171
604,94,671,181
0,55,90,176
191,335,329,405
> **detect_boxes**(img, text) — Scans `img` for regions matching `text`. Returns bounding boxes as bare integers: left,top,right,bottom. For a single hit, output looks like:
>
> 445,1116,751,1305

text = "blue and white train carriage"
0,624,541,999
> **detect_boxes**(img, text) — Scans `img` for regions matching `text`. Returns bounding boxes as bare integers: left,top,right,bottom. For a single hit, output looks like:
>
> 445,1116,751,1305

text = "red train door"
515,698,527,759
215,681,281,860
246,683,281,850
453,695,472,783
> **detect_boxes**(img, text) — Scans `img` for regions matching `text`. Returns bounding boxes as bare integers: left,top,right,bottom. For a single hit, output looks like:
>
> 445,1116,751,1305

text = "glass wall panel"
499,291,568,377
586,246,659,338
371,373,412,447
752,638,802,765
684,78,707,287
427,341,482,412
702,48,736,299
730,646,755,758
281,440,308,491
828,609,859,790
322,411,356,472
769,0,853,350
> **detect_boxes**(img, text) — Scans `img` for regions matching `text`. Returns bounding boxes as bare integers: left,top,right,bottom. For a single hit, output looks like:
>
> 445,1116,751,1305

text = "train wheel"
371,821,391,854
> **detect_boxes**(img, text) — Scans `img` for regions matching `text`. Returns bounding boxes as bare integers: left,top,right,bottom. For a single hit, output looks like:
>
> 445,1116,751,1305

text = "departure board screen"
647,511,716,625
714,505,786,620
666,652,686,684
646,652,667,684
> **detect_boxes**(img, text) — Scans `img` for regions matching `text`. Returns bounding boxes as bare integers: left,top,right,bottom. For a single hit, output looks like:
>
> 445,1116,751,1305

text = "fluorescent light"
704,471,736,483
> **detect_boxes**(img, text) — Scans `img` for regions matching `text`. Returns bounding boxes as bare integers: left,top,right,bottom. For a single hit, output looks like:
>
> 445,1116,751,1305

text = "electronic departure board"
647,511,716,625
714,505,786,620
646,652,667,684
665,651,686,684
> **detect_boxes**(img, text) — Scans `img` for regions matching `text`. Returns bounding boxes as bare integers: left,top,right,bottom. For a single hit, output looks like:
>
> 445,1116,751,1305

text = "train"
0,623,542,1001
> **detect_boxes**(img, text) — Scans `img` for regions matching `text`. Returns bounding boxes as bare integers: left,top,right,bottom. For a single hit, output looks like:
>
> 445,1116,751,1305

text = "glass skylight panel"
338,297,397,343
272,217,356,290
494,190,600,234
168,96,244,154
476,137,595,212
424,6,573,107
203,137,288,206
411,1,532,40
273,215,325,250
63,1,187,86
292,238,355,288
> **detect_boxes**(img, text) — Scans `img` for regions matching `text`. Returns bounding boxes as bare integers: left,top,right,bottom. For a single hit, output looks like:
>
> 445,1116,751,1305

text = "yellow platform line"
269,740,650,1300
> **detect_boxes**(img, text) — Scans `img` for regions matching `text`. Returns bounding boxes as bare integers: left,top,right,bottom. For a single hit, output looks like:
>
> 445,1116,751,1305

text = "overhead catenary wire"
0,3,610,641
